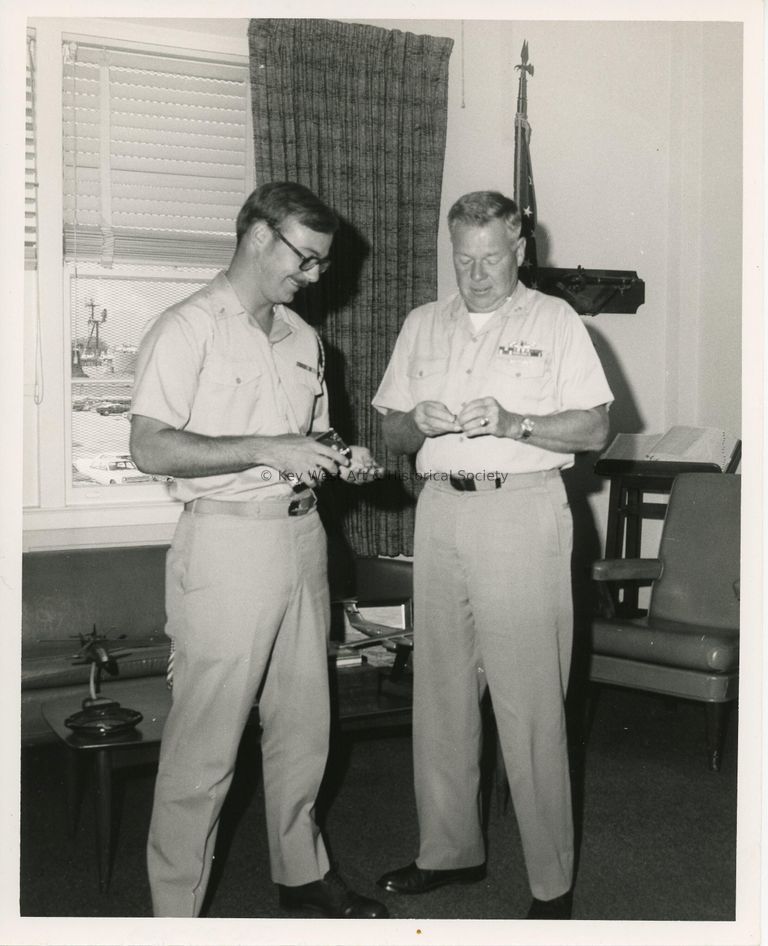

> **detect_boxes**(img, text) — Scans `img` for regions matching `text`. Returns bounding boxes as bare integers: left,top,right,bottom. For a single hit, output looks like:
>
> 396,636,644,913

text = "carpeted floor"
20,685,737,921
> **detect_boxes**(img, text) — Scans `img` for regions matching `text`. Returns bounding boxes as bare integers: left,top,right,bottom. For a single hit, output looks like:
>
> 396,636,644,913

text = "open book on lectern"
601,426,740,472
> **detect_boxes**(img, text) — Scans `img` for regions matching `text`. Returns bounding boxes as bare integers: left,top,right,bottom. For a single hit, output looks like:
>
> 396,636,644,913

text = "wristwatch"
519,417,536,441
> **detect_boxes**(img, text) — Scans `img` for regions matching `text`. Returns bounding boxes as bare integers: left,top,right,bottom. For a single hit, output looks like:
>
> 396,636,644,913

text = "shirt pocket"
490,355,551,408
294,367,323,398
196,356,264,433
407,356,449,402
202,355,263,388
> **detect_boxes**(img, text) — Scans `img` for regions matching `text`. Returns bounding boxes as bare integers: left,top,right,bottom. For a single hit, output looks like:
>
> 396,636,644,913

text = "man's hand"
338,445,384,485
412,401,463,438
455,400,611,452
456,397,516,438
265,433,350,486
129,414,356,482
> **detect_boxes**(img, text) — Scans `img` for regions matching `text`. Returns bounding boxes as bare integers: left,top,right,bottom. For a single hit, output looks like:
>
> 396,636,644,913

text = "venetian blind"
62,41,251,267
25,31,37,270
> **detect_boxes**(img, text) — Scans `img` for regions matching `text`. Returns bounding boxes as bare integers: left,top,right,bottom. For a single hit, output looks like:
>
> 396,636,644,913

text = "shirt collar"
208,271,246,320
448,280,529,322
269,307,294,344
211,272,294,344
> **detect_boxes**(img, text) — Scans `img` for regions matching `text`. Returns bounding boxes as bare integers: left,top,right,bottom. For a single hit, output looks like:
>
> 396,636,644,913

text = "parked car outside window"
74,453,153,486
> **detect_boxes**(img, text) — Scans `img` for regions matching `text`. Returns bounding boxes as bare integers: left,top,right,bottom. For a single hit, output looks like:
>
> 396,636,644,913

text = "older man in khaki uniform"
373,190,612,920
131,182,385,919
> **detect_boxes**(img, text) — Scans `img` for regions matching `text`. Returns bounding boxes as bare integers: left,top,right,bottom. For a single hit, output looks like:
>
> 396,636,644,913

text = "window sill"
22,500,181,551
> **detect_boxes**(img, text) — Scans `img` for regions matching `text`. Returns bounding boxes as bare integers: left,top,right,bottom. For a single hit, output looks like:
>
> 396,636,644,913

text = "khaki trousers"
147,507,331,916
413,473,574,900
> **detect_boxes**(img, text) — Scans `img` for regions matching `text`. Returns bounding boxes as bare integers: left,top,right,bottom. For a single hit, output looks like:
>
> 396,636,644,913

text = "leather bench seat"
22,638,171,691
592,616,739,673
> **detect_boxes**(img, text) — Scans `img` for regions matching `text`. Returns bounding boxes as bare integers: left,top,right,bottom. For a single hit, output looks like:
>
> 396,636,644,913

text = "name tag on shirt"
498,342,543,358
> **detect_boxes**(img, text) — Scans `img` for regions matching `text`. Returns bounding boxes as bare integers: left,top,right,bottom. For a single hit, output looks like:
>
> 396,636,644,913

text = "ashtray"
65,697,143,736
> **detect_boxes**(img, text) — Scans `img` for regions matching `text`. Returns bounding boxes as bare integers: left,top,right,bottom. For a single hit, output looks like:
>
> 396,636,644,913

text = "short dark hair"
235,182,340,244
447,190,521,236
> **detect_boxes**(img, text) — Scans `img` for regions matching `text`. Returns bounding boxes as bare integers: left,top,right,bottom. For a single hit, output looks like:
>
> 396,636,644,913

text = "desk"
42,663,412,893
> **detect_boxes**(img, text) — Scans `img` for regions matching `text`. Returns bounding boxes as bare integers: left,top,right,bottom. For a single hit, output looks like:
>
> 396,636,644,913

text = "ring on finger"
480,416,489,427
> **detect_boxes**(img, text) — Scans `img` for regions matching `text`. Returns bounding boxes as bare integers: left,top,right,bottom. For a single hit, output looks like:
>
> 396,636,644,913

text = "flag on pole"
515,115,538,278
514,41,538,286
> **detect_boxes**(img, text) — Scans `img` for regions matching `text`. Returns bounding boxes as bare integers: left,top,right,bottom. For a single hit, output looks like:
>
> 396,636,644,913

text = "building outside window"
67,265,213,486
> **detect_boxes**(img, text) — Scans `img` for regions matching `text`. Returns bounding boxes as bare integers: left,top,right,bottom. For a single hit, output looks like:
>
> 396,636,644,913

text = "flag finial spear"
515,40,533,116
516,40,534,78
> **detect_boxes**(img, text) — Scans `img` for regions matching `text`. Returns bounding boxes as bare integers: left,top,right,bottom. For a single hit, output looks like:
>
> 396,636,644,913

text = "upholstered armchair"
589,472,741,770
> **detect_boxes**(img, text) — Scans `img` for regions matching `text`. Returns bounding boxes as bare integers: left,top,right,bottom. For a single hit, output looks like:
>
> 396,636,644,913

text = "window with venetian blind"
61,39,253,491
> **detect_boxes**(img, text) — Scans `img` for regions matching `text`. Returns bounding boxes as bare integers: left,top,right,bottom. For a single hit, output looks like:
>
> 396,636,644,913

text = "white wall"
698,24,743,438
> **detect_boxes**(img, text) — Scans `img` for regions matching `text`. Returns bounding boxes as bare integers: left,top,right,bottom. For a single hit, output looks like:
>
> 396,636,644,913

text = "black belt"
449,475,502,491
447,469,561,492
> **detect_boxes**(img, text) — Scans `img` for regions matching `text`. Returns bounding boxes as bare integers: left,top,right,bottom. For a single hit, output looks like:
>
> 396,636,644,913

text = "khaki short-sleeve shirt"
372,281,613,477
132,271,329,502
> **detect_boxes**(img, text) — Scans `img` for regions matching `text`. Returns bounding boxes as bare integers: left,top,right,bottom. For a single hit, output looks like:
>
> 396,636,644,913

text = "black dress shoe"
377,860,485,894
278,869,388,918
526,890,573,919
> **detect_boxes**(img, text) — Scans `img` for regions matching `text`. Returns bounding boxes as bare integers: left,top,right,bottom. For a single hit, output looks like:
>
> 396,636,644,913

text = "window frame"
24,18,252,552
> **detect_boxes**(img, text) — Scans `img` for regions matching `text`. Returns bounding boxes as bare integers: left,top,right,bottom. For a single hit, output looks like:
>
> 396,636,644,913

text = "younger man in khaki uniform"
131,182,385,919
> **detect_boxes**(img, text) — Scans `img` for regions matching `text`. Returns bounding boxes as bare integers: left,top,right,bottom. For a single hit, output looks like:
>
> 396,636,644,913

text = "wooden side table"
42,676,171,893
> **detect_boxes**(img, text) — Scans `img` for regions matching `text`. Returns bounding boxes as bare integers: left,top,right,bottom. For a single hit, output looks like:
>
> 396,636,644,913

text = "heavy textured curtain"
248,18,453,556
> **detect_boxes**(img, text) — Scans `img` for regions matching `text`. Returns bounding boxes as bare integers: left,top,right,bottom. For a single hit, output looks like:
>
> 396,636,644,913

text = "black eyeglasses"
269,224,332,274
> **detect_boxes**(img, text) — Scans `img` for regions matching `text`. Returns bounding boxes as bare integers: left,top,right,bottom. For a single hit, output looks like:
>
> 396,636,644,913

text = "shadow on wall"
586,324,645,437
565,323,644,618
564,324,642,750
293,215,371,327
536,220,646,435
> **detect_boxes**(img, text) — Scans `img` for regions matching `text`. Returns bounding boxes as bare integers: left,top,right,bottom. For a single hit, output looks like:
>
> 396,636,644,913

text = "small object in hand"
313,428,352,460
